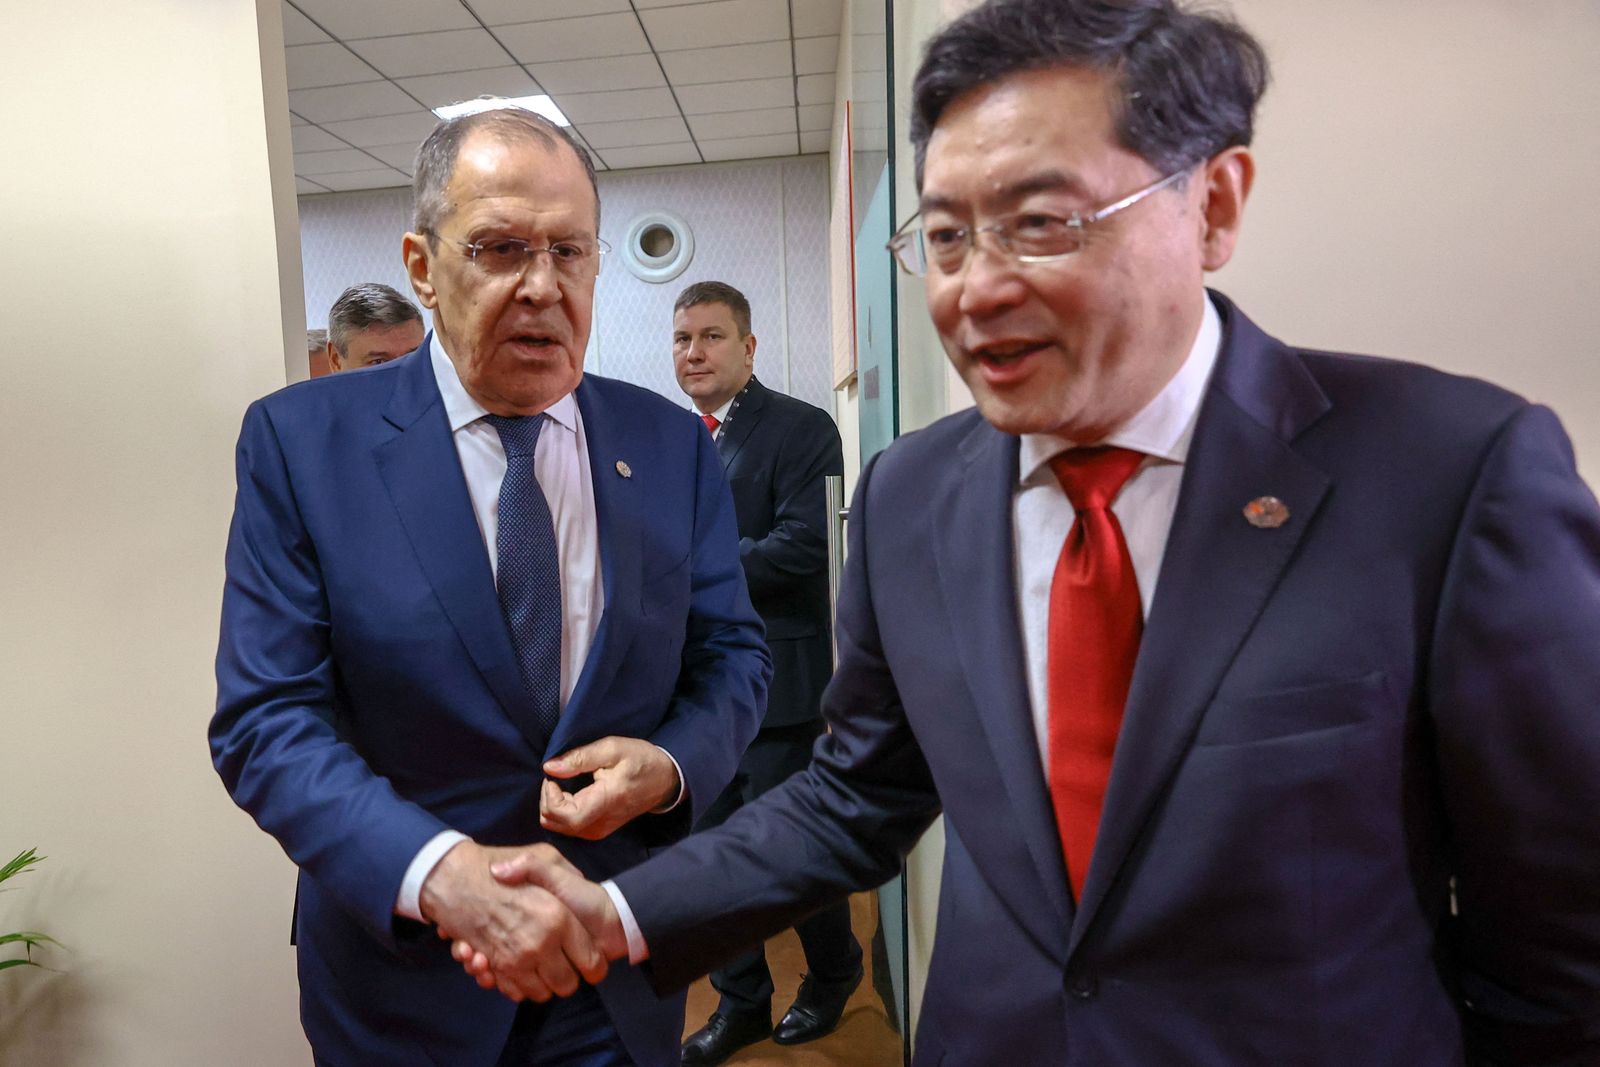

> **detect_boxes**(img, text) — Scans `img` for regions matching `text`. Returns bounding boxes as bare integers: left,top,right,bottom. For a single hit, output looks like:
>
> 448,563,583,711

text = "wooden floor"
681,893,904,1067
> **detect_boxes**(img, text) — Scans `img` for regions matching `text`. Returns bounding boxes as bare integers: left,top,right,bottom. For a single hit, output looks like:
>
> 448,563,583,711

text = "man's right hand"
448,844,629,990
419,840,609,1002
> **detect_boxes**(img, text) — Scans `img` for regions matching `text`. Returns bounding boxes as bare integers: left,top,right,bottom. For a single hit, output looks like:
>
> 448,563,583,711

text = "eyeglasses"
428,233,610,278
886,168,1189,277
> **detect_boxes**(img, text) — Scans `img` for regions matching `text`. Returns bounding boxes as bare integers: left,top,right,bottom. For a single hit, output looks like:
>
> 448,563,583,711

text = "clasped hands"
418,737,668,1003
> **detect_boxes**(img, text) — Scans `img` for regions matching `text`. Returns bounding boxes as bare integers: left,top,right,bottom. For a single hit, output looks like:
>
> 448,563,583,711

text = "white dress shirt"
394,336,606,920
605,295,1224,963
1014,294,1221,773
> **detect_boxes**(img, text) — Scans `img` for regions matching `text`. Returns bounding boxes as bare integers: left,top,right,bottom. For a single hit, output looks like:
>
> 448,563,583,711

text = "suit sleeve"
1430,404,1600,1064
616,451,943,991
210,402,446,948
738,406,844,601
642,416,772,834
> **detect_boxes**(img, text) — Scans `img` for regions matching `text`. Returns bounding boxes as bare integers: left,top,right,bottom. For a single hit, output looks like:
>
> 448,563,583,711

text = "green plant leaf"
0,933,57,948
0,959,40,972
0,849,43,885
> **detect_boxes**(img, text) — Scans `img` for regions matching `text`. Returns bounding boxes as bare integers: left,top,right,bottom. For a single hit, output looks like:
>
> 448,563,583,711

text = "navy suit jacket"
717,376,844,729
211,343,769,1066
617,294,1600,1065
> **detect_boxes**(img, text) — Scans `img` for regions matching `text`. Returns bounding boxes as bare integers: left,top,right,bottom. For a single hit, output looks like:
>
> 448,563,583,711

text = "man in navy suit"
211,107,768,1066
458,2,1600,1062
669,281,860,1064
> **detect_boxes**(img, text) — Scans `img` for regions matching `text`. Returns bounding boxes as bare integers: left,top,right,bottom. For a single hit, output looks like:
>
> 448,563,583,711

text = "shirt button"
1068,974,1098,1000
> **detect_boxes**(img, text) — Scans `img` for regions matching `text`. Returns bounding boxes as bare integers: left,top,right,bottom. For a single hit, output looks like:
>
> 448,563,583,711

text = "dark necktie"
484,414,562,742
701,413,720,434
1046,446,1146,901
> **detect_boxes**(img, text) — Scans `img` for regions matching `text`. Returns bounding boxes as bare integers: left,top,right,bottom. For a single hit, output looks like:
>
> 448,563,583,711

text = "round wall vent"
619,211,695,284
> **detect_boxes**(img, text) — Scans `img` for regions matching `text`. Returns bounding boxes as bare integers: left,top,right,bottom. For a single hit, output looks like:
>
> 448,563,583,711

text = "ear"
325,340,343,373
402,231,439,309
744,332,757,369
1198,146,1254,272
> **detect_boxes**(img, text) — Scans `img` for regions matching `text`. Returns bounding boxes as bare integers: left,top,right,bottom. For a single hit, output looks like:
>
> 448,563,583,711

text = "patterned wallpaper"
296,157,835,415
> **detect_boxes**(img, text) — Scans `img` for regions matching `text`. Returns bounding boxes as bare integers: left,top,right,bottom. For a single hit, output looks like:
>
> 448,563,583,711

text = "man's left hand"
541,737,680,840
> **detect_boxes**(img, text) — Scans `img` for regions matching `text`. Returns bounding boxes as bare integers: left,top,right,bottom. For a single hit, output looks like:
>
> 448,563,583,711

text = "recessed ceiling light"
432,94,570,126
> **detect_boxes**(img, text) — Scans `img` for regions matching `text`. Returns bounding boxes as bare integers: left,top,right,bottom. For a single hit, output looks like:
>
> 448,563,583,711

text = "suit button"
1068,974,1098,1000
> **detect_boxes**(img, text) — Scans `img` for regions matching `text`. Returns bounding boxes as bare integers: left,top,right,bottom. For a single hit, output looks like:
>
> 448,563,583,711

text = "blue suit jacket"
212,344,769,1066
617,294,1600,1065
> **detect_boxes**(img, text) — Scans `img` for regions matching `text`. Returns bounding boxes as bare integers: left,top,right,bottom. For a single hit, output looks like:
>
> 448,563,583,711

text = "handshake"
422,840,632,1003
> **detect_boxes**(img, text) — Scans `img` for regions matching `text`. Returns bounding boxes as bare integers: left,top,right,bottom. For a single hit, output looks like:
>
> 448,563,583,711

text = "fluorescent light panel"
432,94,570,126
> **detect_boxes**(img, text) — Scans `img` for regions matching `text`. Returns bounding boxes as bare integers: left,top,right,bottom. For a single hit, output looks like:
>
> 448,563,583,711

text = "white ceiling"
286,0,845,193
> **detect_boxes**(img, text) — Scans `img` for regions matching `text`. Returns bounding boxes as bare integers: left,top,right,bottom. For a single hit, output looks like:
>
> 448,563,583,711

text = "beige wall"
0,1,308,1063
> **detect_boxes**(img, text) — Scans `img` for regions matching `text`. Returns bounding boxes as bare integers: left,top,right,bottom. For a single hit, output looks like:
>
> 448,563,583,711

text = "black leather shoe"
680,1010,773,1066
772,967,864,1045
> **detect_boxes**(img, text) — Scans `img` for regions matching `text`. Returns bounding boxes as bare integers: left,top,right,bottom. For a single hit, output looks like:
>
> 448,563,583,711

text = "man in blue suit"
458,1,1600,1062
211,107,768,1066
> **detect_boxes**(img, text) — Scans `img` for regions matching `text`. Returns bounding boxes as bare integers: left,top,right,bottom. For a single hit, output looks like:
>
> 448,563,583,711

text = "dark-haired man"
460,2,1600,1062
324,282,425,372
670,281,858,1065
211,106,768,1065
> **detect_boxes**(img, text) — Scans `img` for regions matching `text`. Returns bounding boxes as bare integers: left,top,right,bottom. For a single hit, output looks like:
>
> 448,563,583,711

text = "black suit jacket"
716,376,844,729
621,295,1600,1065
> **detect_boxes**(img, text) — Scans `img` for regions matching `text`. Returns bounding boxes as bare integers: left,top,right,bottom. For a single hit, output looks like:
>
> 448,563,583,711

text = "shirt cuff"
650,744,686,814
395,830,469,921
601,879,650,964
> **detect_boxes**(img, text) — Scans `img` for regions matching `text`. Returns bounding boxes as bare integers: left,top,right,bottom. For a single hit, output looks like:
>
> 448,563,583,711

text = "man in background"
212,107,767,1065
324,281,424,371
457,0,1600,1062
670,281,859,1065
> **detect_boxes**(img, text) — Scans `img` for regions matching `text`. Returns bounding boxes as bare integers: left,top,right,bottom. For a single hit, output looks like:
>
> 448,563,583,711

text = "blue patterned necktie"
484,414,562,742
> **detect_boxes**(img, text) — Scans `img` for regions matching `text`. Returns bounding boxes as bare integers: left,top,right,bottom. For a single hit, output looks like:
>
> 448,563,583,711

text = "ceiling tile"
796,73,833,106
296,176,332,194
524,54,666,95
673,77,793,116
799,129,829,154
288,80,422,123
291,0,476,40
641,0,787,53
470,0,630,23
285,42,382,90
363,142,423,171
794,35,838,76
698,132,798,162
791,0,844,38
294,147,387,175
322,110,443,148
658,40,790,86
631,0,701,7
580,115,692,150
555,87,679,125
688,107,794,141
397,66,541,109
282,2,332,45
313,167,414,191
497,13,650,63
347,29,509,79
797,103,832,132
290,124,349,152
599,143,702,169
290,113,310,125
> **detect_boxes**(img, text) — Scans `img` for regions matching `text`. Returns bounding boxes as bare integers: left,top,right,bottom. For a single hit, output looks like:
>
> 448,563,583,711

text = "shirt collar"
429,331,579,435
1018,292,1221,485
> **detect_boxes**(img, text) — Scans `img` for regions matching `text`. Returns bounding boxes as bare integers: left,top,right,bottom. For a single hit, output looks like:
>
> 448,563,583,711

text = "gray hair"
411,107,600,240
910,0,1269,187
327,284,422,356
674,280,753,338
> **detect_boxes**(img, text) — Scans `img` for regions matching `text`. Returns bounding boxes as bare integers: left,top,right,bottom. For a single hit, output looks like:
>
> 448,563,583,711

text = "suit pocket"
1194,670,1389,748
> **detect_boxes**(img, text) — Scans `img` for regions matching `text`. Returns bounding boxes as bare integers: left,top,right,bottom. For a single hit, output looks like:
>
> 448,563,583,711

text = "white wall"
297,156,837,415
0,1,308,1063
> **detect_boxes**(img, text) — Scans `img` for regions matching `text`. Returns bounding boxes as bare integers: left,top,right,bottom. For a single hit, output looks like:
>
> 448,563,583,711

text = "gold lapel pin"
1243,496,1289,528
615,460,632,479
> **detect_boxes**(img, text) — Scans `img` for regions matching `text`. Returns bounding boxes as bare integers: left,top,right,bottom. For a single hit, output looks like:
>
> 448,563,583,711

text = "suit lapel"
1069,296,1333,948
933,419,1076,946
373,344,540,749
553,377,643,754
714,378,767,471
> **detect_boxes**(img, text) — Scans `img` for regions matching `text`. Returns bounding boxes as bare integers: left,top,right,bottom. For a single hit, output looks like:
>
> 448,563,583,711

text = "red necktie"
701,414,720,434
1047,447,1145,901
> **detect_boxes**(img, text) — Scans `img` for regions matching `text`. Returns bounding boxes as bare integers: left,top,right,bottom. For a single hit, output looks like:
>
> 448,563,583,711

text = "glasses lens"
888,232,928,276
1008,215,1084,258
473,239,532,274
